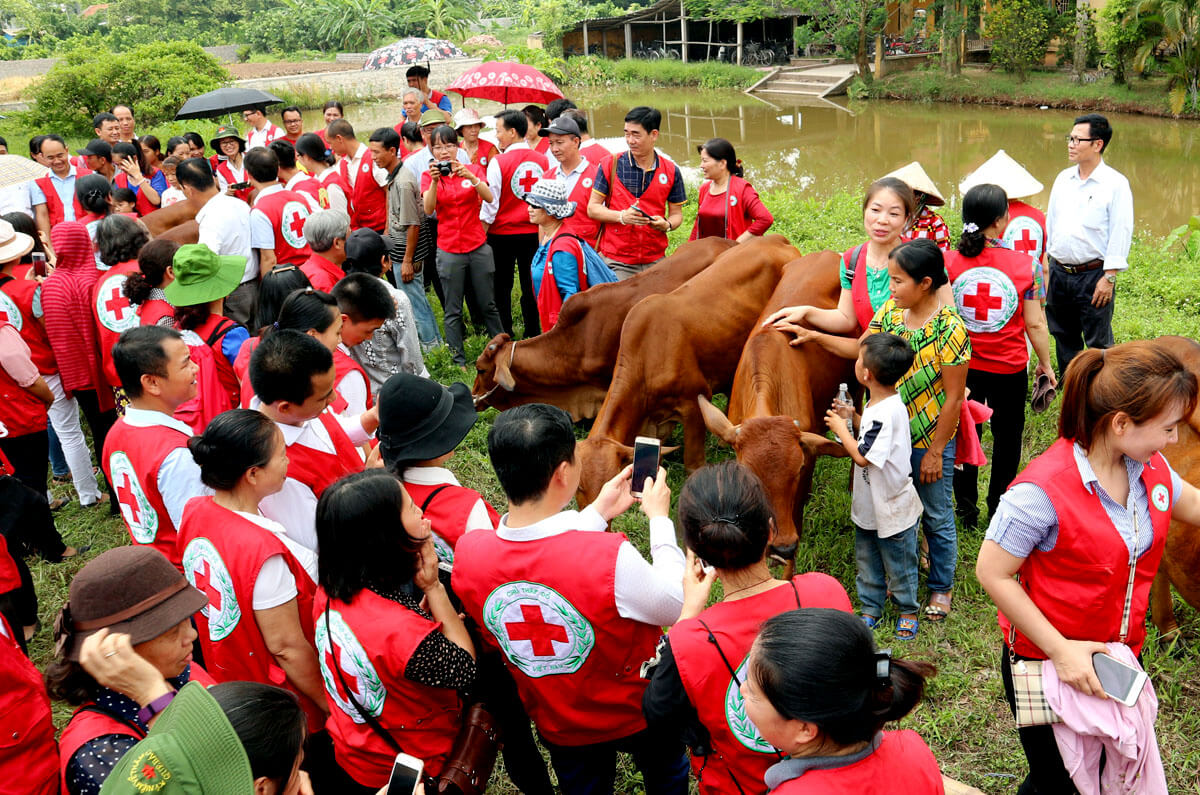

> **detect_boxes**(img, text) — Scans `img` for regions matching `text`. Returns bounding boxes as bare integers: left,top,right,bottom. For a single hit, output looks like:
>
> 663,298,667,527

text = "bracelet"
620,210,627,226
137,690,176,725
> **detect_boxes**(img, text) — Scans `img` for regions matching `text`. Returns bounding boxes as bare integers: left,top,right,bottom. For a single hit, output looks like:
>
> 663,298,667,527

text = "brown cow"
471,237,735,420
141,200,199,239
1150,335,1200,639
575,235,799,506
697,251,855,576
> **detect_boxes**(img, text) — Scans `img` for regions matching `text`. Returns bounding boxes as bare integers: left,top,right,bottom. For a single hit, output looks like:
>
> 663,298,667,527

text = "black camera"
437,161,453,176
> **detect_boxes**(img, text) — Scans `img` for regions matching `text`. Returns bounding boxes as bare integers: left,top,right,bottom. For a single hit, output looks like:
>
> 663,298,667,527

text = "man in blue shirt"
407,64,453,124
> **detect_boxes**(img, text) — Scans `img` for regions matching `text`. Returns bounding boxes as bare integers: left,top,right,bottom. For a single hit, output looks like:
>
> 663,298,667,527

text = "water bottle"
836,383,851,410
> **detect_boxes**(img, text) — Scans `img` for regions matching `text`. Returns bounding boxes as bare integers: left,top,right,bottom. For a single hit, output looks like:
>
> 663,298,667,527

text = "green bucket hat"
164,244,246,307
100,682,254,794
419,108,447,127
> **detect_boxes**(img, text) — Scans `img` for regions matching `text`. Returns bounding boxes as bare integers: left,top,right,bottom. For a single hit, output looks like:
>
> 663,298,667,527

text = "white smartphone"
630,436,661,498
386,752,424,795
1092,652,1148,707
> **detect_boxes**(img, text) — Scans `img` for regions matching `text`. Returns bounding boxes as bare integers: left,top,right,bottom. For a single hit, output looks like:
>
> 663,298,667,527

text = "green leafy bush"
1100,0,1151,84
26,41,230,137
564,57,759,88
989,0,1051,80
485,45,569,84
1056,7,1101,70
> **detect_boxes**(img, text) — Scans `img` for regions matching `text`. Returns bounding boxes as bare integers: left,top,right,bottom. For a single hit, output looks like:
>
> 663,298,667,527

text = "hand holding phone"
386,752,424,795
630,436,660,498
1092,652,1148,707
31,252,48,278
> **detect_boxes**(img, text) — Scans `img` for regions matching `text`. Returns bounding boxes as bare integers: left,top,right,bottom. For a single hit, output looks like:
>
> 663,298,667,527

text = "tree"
1101,0,1151,83
780,0,885,81
989,0,1050,80
1133,0,1200,114
405,0,473,39
309,0,399,49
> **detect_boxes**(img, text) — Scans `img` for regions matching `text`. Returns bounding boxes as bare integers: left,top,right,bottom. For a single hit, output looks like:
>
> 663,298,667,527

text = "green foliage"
989,0,1052,80
1132,0,1200,114
242,5,331,52
486,45,570,83
683,0,776,23
26,40,230,137
1163,214,1200,259
559,56,759,88
788,0,886,81
404,0,473,39
1101,0,1152,83
1056,6,1101,69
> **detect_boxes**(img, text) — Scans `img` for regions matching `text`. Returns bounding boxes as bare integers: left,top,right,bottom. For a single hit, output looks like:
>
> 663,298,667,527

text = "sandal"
924,591,952,622
861,614,880,630
895,616,919,640
49,497,70,511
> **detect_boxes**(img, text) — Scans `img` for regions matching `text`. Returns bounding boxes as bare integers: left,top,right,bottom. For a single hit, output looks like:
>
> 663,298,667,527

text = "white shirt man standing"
244,106,286,150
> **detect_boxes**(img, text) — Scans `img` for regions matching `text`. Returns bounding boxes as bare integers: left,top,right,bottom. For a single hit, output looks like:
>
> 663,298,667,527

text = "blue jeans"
542,728,689,795
396,271,442,346
911,440,958,594
855,521,920,616
47,423,69,478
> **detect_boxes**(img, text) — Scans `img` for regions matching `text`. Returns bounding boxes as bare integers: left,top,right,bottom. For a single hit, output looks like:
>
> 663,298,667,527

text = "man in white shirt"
31,135,84,246
1045,113,1133,373
244,106,286,151
177,157,259,326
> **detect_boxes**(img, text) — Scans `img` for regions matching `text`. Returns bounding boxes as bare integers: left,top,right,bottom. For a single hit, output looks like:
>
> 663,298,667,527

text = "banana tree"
1133,0,1200,114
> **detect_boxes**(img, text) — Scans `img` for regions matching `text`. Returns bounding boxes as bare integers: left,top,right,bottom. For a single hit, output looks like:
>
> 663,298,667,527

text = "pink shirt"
0,324,39,387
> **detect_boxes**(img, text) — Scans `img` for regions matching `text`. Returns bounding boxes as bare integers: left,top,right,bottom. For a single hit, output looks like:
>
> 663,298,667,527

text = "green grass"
26,191,1200,793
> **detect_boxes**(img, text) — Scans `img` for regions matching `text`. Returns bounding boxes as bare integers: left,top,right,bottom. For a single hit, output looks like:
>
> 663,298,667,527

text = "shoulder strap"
851,243,866,275
0,274,12,289
551,233,591,287
76,704,147,738
790,580,802,607
324,601,406,755
205,318,237,347
420,483,453,513
696,617,785,766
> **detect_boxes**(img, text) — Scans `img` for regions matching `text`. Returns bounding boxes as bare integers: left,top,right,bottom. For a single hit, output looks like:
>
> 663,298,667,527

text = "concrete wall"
234,57,483,100
0,44,241,80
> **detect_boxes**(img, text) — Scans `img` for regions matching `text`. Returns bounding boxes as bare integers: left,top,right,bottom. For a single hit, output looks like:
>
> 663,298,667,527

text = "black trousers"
0,474,66,562
488,232,541,339
953,368,1029,528
1045,262,1114,375
426,216,485,332
0,429,48,495
0,548,37,653
1000,648,1080,794
474,650,555,795
73,388,118,516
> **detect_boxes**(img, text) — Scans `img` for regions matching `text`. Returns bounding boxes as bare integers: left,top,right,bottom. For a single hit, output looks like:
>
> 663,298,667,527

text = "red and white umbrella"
446,61,564,107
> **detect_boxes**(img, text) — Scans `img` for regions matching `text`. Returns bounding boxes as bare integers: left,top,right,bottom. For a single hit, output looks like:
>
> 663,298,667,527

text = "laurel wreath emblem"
181,538,241,641
483,581,594,678
725,655,773,753
315,606,387,721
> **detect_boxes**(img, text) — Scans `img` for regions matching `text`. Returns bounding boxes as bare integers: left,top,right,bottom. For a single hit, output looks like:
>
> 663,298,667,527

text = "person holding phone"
976,339,1200,793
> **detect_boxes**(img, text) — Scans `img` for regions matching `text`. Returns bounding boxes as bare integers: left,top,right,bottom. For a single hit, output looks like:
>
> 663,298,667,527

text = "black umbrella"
175,87,284,120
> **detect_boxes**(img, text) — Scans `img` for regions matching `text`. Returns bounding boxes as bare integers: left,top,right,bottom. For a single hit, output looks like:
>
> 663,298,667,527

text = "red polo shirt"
300,253,344,293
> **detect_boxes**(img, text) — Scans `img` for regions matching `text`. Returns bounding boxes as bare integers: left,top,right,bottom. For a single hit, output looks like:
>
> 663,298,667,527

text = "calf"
471,237,734,420
698,251,855,577
575,235,799,506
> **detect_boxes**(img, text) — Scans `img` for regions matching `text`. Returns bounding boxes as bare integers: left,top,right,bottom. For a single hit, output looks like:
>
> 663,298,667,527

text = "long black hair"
698,137,744,179
2,212,46,262
295,132,334,167
255,266,313,333
678,461,773,571
958,183,1009,258
889,239,947,290
124,239,179,305
266,287,338,337
187,409,278,491
210,682,306,791
76,174,112,217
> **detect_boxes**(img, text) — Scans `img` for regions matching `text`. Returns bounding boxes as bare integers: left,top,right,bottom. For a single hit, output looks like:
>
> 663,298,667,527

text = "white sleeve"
258,478,320,551
372,162,390,187
480,159,501,224
336,370,369,419
456,149,470,165
464,498,497,533
857,412,895,471
252,554,298,610
157,448,212,530
334,410,372,445
612,517,685,626
326,184,348,216
1104,177,1134,271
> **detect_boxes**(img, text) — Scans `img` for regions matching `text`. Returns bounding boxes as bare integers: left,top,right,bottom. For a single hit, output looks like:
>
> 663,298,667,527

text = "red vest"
465,138,498,168
402,480,499,560
318,168,353,214
137,297,175,328
178,496,325,731
1005,200,1047,265
596,152,678,265
113,170,160,216
253,188,314,265
422,164,488,253
284,411,363,498
581,142,611,165
770,730,944,794
689,176,758,242
844,243,878,333
34,166,90,226
946,246,1034,375
999,439,1173,658
546,161,602,244
291,176,324,210
0,615,57,795
534,137,551,156
0,322,47,439
58,664,216,793
300,252,344,293
339,151,387,232
233,335,260,408
101,415,193,569
669,577,852,795
332,347,373,416
92,260,141,388
452,528,661,746
0,535,19,593
174,314,241,435
490,147,548,236
0,273,56,373
314,587,460,787
216,160,253,204
537,232,588,330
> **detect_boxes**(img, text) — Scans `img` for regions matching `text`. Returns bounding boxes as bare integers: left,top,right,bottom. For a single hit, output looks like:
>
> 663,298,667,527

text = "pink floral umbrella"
446,61,564,107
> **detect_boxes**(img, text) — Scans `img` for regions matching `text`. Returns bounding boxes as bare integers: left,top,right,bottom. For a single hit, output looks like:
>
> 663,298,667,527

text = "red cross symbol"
105,286,131,321
963,281,1003,321
1013,227,1039,255
324,639,361,698
506,603,567,657
115,472,142,526
141,763,157,780
517,169,539,194
192,559,222,614
287,210,307,240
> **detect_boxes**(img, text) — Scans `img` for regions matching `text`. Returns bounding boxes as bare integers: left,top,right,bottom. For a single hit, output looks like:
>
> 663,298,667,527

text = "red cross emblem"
287,210,307,240
114,471,141,526
518,170,539,194
105,286,131,321
325,639,361,698
506,603,568,657
962,281,1004,321
140,763,157,780
192,559,222,614
1013,227,1038,255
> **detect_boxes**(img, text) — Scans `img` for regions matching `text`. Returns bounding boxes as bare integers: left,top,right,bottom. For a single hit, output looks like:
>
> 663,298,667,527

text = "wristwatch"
1104,273,1117,284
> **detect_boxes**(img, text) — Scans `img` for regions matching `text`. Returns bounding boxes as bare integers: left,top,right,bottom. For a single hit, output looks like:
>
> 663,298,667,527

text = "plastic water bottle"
836,383,851,409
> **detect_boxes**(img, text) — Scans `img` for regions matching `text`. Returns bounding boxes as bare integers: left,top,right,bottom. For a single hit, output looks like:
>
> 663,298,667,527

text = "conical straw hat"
883,161,944,206
959,149,1044,199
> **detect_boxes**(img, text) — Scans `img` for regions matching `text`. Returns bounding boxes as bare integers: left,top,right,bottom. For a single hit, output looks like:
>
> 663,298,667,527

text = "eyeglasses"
1066,135,1099,145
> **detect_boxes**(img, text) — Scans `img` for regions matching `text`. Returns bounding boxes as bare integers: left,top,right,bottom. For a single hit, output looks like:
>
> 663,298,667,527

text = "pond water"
302,88,1200,238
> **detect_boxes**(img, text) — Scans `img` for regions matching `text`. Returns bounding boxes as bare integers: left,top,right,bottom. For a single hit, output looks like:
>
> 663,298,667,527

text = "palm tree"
1133,0,1200,114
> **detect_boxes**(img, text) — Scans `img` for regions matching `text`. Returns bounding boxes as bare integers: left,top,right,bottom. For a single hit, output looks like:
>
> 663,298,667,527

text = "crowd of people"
0,74,1186,795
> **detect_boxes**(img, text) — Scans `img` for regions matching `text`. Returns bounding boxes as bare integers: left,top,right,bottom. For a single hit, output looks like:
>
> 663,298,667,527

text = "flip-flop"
895,616,919,640
1031,373,1057,413
861,615,880,630
924,592,952,622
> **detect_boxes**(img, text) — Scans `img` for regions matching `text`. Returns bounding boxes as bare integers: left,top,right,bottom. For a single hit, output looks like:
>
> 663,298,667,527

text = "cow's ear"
494,341,515,391
698,395,739,445
798,430,849,459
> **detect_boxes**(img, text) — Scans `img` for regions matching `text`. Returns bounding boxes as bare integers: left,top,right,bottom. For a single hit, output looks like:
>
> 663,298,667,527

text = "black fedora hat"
378,373,477,465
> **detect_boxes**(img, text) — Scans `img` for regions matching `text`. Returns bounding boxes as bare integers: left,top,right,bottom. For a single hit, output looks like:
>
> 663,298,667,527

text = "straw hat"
884,161,944,206
453,107,486,130
959,149,1044,199
0,218,34,263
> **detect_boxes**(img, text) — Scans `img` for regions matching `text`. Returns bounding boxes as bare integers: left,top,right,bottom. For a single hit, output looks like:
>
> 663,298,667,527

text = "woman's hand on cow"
762,305,809,329
639,467,671,520
79,628,173,708
1035,360,1058,388
680,549,717,620
774,322,820,347
919,445,945,483
593,464,637,522
1048,638,1110,699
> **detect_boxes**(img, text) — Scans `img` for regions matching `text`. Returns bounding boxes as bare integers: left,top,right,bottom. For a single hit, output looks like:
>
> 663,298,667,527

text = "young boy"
825,332,923,640
110,188,137,215
452,403,690,793
250,329,378,552
329,272,393,417
102,326,207,569
159,156,186,207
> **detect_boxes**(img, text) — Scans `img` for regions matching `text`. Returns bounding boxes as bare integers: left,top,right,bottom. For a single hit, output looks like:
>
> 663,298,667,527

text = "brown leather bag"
436,702,502,795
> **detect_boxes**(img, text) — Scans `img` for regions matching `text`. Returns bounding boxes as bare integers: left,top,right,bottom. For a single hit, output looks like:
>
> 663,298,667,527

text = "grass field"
25,191,1200,793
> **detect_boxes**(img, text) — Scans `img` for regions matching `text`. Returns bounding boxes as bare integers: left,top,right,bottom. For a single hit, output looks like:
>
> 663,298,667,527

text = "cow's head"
472,333,515,410
573,436,679,509
698,396,847,576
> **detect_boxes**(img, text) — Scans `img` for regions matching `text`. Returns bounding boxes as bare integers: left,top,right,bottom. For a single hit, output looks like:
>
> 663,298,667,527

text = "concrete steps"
749,63,863,98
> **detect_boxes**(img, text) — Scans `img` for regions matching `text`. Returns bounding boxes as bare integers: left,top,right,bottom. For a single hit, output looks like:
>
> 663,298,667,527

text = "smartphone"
31,252,47,278
228,181,251,191
1092,652,1148,707
386,752,424,795
630,436,660,498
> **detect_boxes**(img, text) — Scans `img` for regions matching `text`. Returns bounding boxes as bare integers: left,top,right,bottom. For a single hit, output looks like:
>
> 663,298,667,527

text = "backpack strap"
76,705,147,738
420,483,453,513
549,232,590,289
0,274,13,289
323,601,406,755
205,318,237,347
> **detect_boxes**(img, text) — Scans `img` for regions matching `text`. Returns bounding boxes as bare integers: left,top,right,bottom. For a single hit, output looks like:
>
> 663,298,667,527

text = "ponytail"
958,184,1008,258
126,238,179,306
122,271,152,305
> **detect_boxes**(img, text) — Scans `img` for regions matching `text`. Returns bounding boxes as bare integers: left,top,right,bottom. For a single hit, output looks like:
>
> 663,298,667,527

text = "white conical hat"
883,161,944,206
959,149,1043,199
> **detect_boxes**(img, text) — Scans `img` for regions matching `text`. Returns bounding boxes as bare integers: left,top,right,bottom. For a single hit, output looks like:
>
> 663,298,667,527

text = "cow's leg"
1150,568,1180,642
680,402,708,472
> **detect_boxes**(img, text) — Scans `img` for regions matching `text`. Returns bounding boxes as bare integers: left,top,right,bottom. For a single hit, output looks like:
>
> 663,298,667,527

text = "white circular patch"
509,161,544,200
279,200,310,249
0,290,22,331
431,531,454,565
181,537,242,641
1151,483,1170,512
315,607,387,722
95,273,138,333
729,195,738,207
582,177,593,189
657,172,668,185
1003,215,1045,261
483,581,594,678
460,178,473,190
726,655,774,753
108,451,158,544
951,267,1019,333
